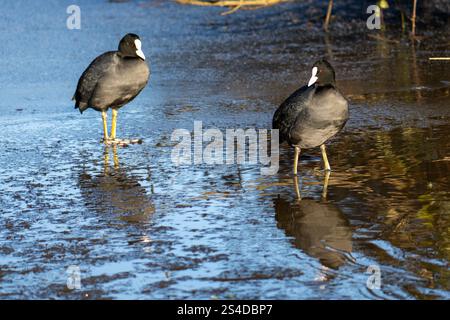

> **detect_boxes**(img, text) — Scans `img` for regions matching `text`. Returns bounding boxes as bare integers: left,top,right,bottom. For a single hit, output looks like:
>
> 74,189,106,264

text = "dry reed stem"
222,0,244,15
323,0,333,32
411,0,417,36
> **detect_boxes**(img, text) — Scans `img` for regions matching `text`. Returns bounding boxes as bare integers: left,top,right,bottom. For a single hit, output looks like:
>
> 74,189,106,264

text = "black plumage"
73,33,150,142
273,59,348,173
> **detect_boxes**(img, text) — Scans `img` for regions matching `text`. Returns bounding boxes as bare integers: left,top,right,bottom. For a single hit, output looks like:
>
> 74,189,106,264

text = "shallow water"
0,0,449,299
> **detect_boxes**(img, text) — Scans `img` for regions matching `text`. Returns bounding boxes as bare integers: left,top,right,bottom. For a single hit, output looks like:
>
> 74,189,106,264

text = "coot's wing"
272,85,314,144
73,52,116,112
88,61,150,110
290,85,349,148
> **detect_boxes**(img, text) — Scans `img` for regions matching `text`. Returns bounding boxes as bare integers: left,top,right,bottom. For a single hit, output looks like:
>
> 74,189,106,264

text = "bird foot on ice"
102,138,143,147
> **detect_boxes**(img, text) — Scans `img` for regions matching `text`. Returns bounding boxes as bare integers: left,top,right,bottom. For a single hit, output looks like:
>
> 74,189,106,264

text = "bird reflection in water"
275,173,353,279
78,146,154,223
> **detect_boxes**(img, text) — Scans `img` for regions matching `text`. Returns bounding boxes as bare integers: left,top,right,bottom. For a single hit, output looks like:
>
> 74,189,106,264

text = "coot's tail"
73,95,88,114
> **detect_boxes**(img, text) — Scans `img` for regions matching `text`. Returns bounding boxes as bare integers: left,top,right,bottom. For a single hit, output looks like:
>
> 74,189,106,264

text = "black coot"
273,59,348,174
73,33,150,143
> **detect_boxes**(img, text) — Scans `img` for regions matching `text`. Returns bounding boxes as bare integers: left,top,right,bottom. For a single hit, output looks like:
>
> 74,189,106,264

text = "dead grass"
175,0,290,15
